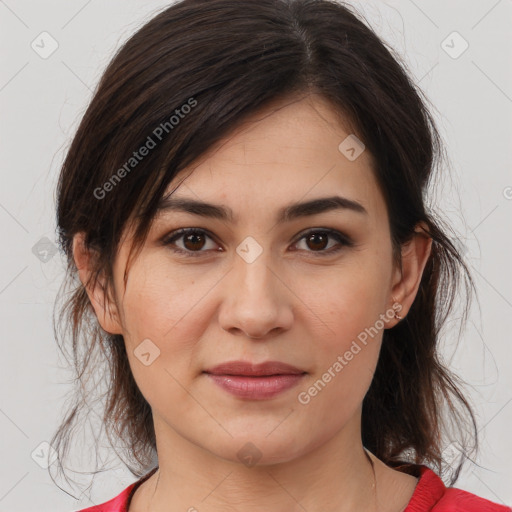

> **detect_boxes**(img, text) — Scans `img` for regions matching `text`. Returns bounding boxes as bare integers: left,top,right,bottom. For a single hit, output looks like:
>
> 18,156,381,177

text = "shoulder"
434,487,512,512
72,482,136,512
405,465,511,512
72,467,158,512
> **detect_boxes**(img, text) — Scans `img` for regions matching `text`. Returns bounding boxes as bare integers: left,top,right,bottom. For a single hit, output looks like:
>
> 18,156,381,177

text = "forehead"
161,94,385,224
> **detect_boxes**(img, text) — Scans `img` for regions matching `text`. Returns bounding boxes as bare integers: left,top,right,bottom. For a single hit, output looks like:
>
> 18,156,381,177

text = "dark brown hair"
50,0,478,494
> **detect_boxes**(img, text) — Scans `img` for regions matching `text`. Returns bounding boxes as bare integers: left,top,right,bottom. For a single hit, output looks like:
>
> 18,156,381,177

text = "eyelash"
161,227,354,258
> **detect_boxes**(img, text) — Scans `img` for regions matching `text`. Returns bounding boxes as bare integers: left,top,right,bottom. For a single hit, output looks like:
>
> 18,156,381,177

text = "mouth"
204,360,306,377
203,360,307,400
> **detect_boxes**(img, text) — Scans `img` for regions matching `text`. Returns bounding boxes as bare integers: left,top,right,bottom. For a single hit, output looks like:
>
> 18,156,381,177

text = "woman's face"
81,94,416,466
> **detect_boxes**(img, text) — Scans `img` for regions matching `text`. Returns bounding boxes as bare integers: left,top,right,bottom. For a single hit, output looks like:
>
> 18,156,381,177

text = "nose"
218,246,294,340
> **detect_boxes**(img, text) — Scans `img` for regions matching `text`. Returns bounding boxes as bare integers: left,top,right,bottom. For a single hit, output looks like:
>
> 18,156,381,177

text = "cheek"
118,260,212,400
292,254,390,341
291,253,389,396
119,274,203,416
295,280,385,426
119,256,215,343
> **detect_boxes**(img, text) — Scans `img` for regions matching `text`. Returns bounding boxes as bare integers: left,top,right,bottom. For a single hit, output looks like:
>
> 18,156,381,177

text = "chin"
206,429,308,467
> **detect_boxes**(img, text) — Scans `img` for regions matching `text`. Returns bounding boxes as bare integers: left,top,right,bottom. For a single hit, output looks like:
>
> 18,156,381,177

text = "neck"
134,414,380,512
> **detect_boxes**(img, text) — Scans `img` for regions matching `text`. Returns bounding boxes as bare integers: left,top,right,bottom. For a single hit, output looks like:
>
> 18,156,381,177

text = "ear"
388,221,432,326
72,232,123,335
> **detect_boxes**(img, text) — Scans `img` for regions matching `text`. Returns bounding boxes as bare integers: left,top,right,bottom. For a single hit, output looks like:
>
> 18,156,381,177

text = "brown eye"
182,231,207,251
163,228,219,257
293,228,353,255
163,227,353,259
305,232,329,251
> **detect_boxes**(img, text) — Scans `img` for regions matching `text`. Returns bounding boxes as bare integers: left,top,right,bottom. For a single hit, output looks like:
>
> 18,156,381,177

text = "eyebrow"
155,194,368,223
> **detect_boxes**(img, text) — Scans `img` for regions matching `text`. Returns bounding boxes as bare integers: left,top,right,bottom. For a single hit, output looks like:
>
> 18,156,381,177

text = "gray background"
0,0,511,510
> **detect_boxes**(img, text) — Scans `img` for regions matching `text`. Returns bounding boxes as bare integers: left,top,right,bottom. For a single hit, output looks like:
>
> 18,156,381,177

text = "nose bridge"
234,234,274,293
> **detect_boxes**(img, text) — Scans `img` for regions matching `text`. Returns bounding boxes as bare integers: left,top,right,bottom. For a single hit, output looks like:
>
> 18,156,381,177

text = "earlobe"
72,232,124,335
389,222,433,324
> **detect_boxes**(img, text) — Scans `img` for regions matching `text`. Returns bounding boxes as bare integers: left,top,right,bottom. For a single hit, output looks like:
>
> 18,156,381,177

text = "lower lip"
204,373,306,400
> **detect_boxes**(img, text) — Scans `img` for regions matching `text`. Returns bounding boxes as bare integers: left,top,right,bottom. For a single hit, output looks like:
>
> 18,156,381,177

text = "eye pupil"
307,232,328,251
184,232,205,251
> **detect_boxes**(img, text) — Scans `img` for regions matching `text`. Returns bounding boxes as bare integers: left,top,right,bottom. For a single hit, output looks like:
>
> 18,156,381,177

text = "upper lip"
204,360,306,376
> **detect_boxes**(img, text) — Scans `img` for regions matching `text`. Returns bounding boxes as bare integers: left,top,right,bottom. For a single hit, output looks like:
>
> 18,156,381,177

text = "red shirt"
75,465,511,512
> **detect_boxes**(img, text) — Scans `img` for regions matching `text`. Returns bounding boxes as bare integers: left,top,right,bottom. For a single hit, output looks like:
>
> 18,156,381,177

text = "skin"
73,93,432,512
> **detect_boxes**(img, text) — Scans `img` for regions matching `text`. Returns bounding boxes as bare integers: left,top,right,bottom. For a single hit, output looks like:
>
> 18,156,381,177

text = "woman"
50,0,511,510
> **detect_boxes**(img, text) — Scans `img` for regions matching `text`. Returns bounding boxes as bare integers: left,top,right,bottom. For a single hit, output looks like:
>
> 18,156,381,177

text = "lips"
204,360,305,377
203,360,307,400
